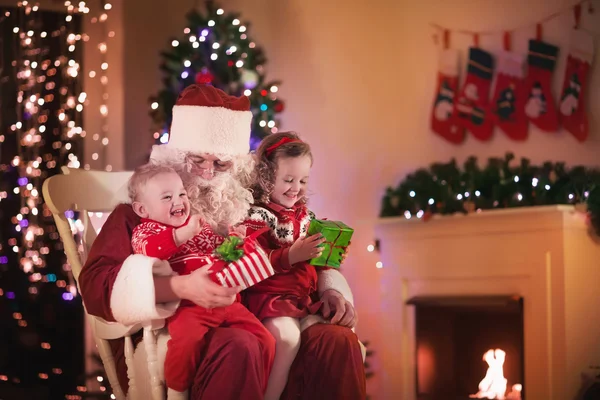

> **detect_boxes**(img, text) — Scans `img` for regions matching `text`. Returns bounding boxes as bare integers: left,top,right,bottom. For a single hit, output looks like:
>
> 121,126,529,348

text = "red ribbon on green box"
307,219,354,268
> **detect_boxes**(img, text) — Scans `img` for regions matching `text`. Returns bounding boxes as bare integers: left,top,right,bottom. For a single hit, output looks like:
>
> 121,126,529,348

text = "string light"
0,1,113,394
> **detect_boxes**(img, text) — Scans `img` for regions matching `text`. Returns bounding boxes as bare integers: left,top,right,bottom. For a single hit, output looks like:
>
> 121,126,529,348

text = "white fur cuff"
439,49,459,77
317,269,354,306
569,29,594,63
111,254,179,325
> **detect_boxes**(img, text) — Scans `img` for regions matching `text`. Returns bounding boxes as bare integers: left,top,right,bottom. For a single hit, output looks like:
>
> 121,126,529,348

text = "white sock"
167,388,188,400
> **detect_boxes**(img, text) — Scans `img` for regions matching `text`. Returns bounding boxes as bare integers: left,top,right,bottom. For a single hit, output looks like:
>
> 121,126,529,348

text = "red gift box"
209,227,274,290
210,245,274,290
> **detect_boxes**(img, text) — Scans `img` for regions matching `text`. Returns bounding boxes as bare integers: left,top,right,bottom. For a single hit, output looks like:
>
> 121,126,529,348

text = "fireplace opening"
407,295,524,400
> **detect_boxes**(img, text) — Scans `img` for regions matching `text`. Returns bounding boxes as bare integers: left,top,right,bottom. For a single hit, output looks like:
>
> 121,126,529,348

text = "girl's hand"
288,234,326,265
340,241,352,264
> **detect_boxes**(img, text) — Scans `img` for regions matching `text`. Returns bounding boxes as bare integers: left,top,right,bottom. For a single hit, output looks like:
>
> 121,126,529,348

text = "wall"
117,0,600,398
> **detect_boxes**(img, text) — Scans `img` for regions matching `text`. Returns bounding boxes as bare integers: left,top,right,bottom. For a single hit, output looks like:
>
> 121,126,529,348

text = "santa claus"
78,83,365,399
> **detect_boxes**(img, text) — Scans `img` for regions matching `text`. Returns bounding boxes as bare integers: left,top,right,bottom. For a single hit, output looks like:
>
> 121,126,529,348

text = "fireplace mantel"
375,205,600,399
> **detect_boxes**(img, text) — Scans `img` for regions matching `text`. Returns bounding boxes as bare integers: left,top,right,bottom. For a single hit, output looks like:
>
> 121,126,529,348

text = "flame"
470,349,522,400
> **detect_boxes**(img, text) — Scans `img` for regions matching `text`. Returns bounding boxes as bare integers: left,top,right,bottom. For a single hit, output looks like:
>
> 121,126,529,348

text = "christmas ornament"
490,51,528,141
422,210,433,222
431,49,462,143
524,39,560,132
559,29,594,142
241,69,259,89
455,48,495,141
463,200,476,213
274,100,285,112
195,69,214,84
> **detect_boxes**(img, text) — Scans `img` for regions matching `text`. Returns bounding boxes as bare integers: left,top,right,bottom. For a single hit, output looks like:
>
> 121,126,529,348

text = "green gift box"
307,219,354,268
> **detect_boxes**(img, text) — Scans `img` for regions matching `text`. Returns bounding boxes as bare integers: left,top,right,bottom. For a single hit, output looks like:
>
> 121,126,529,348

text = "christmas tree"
0,3,91,398
149,1,284,149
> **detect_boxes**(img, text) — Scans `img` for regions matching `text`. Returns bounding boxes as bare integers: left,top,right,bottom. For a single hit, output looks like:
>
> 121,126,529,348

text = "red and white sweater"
241,202,324,298
131,218,224,276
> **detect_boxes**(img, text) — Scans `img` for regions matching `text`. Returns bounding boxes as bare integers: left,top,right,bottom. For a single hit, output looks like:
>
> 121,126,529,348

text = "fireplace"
374,205,600,399
408,296,524,400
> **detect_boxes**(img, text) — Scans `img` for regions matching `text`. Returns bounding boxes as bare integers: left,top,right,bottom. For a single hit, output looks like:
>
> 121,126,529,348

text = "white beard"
181,171,253,235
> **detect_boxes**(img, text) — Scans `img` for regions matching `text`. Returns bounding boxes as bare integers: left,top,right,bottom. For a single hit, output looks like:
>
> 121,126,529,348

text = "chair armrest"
90,316,165,340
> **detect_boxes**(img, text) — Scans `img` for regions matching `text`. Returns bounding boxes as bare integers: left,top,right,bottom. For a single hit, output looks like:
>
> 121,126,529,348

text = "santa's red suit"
242,202,326,321
78,83,366,399
131,219,274,392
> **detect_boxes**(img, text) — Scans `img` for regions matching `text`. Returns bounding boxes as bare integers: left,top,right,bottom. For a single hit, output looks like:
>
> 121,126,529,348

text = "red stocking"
431,49,463,143
455,48,494,141
523,40,560,132
559,29,594,142
490,52,528,140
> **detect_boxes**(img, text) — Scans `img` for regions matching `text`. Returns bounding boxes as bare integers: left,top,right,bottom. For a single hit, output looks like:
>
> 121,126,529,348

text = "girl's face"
270,155,311,208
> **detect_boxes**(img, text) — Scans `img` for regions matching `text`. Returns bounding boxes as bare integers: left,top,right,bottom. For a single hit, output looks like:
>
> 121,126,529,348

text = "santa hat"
150,84,252,162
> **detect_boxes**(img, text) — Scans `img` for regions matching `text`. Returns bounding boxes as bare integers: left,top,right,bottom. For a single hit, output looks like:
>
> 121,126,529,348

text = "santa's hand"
320,289,357,329
177,265,240,308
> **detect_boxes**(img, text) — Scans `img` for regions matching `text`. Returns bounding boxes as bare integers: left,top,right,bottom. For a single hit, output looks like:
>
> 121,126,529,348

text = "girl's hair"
251,131,312,204
128,163,178,202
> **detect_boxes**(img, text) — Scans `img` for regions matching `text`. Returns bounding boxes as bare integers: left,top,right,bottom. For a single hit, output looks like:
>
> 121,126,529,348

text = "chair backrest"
42,167,133,280
43,167,138,400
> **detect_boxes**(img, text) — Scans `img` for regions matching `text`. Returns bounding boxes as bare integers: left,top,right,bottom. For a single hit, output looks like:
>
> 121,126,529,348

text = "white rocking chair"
42,167,166,400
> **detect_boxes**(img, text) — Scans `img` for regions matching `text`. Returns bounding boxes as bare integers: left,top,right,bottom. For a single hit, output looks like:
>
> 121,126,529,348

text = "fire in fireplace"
407,295,525,400
470,348,522,399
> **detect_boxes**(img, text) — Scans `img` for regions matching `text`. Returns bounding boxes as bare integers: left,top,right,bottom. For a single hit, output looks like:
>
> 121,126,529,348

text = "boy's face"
133,172,190,227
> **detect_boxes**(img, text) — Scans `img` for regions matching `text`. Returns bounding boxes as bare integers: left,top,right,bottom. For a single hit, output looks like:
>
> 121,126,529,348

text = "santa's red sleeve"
78,204,179,325
242,218,292,272
131,221,180,260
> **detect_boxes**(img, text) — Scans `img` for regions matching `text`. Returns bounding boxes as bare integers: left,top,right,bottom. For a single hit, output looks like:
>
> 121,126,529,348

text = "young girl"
241,132,355,400
128,163,274,400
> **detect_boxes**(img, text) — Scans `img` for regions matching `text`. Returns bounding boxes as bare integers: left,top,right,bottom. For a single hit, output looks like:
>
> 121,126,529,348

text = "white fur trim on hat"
496,51,524,78
110,254,179,325
569,29,594,63
167,105,252,156
439,49,459,77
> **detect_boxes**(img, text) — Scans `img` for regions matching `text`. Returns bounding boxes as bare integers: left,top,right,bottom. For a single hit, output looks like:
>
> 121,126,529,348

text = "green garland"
380,153,600,235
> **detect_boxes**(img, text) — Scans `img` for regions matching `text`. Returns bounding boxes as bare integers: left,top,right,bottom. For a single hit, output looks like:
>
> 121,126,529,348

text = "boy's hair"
251,131,312,204
128,163,178,202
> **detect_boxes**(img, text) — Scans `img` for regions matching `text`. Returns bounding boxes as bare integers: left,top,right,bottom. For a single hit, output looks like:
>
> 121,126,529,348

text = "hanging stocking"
490,40,528,140
559,29,594,142
455,47,494,141
523,31,560,132
431,48,463,143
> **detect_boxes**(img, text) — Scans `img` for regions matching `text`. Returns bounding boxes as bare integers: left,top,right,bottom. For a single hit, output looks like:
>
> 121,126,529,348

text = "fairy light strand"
0,2,112,395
